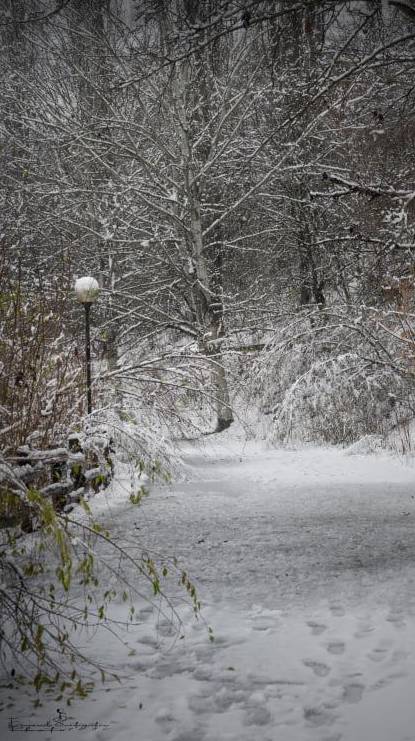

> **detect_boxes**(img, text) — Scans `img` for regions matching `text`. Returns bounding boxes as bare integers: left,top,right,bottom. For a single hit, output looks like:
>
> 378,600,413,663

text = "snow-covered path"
2,435,415,741
141,439,415,612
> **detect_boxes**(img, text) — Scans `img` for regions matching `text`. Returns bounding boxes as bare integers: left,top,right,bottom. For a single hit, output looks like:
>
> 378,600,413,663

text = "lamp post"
75,277,100,415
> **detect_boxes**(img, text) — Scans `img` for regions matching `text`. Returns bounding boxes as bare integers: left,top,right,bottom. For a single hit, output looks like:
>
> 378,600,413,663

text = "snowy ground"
2,429,415,741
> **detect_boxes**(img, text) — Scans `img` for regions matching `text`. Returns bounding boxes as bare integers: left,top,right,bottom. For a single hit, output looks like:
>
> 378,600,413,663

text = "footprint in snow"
188,694,214,714
368,647,388,663
137,605,153,620
342,683,364,704
307,621,328,636
386,613,406,629
303,705,337,727
354,623,375,639
148,660,193,679
329,604,346,617
249,606,280,632
252,616,276,631
136,633,159,648
194,646,214,662
193,667,213,682
370,671,407,691
213,688,243,713
303,659,331,677
243,706,272,726
155,707,176,724
156,619,177,637
169,729,206,741
327,641,345,655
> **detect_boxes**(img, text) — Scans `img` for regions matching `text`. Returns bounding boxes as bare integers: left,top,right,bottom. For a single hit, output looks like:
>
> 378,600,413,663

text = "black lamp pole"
75,276,99,416
84,302,92,415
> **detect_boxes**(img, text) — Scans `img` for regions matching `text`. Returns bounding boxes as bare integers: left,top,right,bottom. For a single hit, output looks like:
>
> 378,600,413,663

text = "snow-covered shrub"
0,253,83,454
108,340,222,447
254,308,415,446
92,407,177,476
345,434,387,455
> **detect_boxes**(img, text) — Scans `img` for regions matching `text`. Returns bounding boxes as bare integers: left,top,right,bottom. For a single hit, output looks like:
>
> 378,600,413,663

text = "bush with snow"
253,309,415,447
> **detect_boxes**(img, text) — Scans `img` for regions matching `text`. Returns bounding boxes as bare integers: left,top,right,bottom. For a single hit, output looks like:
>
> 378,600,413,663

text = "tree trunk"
172,60,234,432
209,350,233,432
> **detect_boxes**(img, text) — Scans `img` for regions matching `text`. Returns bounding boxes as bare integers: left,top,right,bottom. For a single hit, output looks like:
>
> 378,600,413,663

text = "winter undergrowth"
252,309,415,449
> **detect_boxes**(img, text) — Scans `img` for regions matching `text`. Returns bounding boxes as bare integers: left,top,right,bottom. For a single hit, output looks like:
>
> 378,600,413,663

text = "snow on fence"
0,434,113,531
